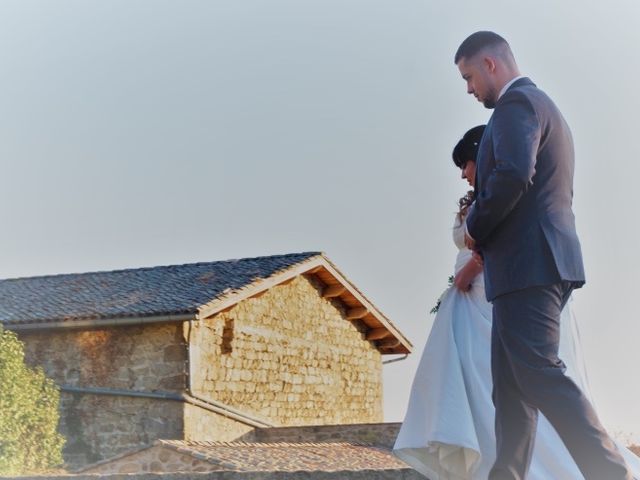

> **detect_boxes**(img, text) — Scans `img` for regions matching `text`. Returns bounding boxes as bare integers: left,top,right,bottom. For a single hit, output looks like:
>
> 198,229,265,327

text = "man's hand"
464,232,476,250
472,251,484,267
454,258,483,292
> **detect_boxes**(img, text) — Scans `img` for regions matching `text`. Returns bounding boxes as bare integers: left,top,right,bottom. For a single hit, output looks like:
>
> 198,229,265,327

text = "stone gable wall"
188,274,383,427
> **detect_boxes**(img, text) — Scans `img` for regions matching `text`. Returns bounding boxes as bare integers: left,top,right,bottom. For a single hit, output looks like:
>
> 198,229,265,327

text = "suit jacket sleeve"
466,90,541,244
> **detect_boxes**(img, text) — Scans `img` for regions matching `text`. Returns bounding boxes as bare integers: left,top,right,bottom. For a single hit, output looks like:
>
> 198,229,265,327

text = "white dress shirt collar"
498,75,526,100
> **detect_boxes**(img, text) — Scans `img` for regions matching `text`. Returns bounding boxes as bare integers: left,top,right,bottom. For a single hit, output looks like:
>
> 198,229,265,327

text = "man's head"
454,31,520,109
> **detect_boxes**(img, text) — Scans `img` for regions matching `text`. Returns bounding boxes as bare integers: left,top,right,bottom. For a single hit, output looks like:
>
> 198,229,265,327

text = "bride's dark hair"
452,125,486,221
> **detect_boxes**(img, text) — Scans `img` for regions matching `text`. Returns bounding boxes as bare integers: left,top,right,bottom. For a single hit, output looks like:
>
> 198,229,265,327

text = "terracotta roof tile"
157,441,410,472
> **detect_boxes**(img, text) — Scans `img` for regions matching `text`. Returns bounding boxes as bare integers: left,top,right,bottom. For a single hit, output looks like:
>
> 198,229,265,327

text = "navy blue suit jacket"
466,77,586,301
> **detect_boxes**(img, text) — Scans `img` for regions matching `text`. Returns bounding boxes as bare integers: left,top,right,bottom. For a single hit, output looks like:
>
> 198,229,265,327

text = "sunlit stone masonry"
0,252,412,468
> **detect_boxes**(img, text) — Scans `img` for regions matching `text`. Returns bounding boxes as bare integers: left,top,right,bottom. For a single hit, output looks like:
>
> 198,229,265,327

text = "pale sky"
1,0,639,443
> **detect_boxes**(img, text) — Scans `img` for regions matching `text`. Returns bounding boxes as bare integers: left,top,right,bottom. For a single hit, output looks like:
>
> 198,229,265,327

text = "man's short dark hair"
454,31,509,64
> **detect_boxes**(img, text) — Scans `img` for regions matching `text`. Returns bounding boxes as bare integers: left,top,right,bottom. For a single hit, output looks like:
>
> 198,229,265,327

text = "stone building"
0,252,411,468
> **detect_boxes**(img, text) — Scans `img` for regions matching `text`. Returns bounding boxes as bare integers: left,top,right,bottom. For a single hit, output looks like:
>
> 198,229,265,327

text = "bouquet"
430,275,454,314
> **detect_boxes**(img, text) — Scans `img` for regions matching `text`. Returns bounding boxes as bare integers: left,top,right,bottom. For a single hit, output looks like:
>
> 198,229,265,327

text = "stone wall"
189,274,383,426
19,324,188,466
21,323,187,391
183,404,255,443
251,423,402,449
62,394,184,468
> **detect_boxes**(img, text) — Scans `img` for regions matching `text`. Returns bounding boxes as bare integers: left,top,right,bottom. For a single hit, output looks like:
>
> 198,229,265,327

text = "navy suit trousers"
488,282,631,480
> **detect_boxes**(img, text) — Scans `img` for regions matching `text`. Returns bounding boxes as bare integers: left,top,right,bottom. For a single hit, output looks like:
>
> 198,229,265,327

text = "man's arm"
466,91,541,244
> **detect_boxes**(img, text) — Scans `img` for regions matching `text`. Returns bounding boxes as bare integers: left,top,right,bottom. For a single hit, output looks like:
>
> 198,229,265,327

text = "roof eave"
196,254,413,355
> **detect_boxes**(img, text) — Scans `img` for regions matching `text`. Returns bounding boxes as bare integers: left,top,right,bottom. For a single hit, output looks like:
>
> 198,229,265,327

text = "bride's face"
461,160,476,187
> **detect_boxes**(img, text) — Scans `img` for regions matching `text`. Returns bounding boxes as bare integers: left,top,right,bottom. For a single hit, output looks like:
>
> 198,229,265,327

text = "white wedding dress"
394,215,640,480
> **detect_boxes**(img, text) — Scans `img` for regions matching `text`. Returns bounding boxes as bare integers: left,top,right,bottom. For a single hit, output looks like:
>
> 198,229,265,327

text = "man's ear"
483,56,497,73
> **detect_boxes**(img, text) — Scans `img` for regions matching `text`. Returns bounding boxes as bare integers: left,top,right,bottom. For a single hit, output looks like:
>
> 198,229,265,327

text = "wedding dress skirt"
393,217,640,479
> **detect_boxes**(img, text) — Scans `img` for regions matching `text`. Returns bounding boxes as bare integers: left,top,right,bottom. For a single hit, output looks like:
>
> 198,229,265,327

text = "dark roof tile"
0,252,321,326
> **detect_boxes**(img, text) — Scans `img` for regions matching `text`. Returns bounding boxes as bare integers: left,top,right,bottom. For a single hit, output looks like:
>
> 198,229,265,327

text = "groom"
455,31,632,479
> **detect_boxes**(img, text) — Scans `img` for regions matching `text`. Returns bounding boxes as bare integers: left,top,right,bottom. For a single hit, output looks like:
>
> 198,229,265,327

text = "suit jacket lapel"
476,77,535,191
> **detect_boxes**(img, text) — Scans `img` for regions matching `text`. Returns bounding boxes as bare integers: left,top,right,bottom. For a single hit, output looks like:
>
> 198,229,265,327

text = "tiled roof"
0,252,321,326
157,440,410,472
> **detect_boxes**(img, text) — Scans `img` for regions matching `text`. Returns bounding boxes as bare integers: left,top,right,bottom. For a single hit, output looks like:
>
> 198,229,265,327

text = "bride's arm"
454,257,483,292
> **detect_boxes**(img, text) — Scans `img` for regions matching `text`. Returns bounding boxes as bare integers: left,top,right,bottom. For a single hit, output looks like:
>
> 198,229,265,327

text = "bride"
393,125,640,479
